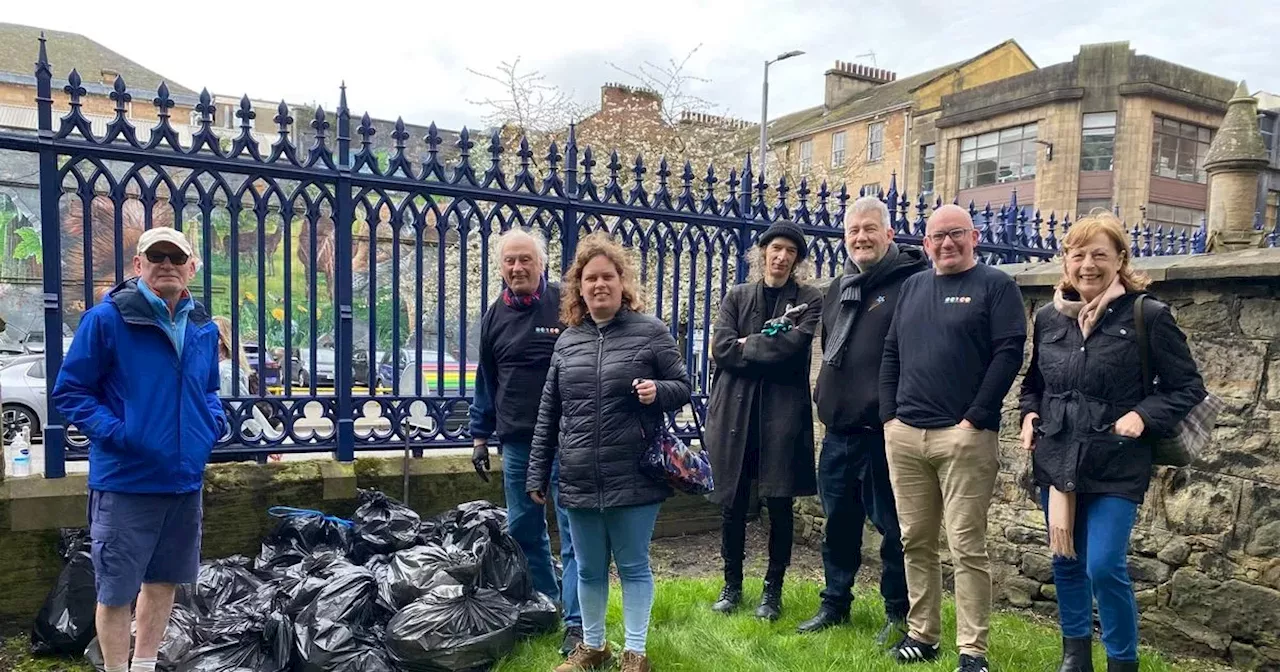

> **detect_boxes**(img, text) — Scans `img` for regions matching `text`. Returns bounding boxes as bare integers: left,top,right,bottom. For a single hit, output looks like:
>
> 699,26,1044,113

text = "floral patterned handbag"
639,405,715,496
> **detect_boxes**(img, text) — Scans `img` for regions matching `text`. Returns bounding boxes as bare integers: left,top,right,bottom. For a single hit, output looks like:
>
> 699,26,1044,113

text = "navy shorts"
87,489,203,607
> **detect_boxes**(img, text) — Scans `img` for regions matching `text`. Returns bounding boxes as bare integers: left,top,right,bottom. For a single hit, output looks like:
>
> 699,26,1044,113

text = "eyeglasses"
925,228,974,245
145,250,189,265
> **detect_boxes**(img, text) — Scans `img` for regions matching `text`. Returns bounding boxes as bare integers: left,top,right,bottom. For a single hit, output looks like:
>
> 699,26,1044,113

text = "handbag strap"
1133,294,1153,398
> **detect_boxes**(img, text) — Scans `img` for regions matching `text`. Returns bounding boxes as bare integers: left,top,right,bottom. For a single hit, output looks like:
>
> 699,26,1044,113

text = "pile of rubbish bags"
31,491,562,671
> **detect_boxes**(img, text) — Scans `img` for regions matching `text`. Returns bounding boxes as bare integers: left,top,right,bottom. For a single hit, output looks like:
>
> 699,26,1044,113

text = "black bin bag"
350,489,421,561
294,618,391,672
178,610,292,672
475,520,534,602
385,584,520,672
30,528,97,656
255,507,354,572
515,592,561,639
387,544,479,610
186,555,263,616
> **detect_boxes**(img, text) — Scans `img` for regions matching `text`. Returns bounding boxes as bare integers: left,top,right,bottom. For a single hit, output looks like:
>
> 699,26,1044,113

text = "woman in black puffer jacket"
527,231,691,672
1019,212,1206,672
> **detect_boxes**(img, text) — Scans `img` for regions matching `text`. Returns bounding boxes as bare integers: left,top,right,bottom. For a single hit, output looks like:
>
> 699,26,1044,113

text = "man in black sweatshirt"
469,228,582,656
879,204,1026,672
798,196,926,642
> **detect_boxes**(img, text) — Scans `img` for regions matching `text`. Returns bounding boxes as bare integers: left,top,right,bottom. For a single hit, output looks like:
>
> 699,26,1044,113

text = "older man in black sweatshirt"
798,196,926,641
879,204,1026,672
469,228,582,656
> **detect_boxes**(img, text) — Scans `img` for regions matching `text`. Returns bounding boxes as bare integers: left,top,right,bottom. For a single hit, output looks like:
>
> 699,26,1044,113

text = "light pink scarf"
1045,275,1127,558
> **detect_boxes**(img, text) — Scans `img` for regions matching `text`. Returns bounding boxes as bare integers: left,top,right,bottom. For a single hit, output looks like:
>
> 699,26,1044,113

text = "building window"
867,122,884,162
1147,203,1205,235
1267,190,1280,232
831,131,846,167
1261,113,1276,156
1081,112,1116,171
920,144,936,196
1151,117,1212,184
861,182,881,197
1076,199,1112,217
798,139,813,173
959,122,1038,189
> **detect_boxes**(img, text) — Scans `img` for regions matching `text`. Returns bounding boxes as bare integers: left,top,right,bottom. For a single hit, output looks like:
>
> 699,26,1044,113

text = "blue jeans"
502,441,581,627
565,503,662,654
818,429,909,619
1040,489,1140,662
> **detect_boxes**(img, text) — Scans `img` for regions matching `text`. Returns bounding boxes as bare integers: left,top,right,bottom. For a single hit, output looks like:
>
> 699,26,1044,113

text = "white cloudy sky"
5,0,1277,132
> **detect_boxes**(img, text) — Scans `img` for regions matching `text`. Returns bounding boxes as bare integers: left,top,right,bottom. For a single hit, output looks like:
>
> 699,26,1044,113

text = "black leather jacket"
1019,292,1206,502
526,309,692,509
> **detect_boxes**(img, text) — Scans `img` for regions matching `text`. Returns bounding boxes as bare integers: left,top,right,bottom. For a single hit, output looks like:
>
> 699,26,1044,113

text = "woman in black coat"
527,231,691,672
1019,212,1206,672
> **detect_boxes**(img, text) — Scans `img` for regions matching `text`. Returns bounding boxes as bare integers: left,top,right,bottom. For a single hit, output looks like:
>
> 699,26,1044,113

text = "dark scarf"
823,242,901,368
502,276,545,310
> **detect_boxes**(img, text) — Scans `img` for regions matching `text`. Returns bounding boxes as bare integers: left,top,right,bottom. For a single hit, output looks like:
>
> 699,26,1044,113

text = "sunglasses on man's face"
145,250,189,265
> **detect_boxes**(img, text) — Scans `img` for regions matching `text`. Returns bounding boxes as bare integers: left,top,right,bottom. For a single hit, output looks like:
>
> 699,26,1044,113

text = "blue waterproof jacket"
52,278,226,493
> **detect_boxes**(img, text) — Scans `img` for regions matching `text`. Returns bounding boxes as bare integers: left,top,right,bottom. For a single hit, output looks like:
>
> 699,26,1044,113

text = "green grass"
494,578,1212,672
3,578,1220,672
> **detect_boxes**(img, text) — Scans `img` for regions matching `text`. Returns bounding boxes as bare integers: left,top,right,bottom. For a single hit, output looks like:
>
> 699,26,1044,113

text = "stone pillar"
1205,81,1269,252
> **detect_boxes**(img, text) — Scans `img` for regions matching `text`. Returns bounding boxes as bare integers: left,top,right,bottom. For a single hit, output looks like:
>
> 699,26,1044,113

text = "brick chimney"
600,82,663,116
824,61,896,109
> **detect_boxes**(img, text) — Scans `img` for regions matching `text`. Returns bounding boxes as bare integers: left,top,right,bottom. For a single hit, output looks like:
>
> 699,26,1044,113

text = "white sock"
129,657,157,672
105,665,128,672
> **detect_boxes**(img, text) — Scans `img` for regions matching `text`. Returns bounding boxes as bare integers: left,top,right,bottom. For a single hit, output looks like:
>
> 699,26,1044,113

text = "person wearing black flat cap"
704,219,822,621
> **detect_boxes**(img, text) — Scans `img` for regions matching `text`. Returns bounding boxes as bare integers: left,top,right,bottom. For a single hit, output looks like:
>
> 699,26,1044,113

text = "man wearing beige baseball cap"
53,226,226,672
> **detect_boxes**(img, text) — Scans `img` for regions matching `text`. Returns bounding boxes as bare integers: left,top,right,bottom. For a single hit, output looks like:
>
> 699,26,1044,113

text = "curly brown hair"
560,231,646,326
1057,209,1152,293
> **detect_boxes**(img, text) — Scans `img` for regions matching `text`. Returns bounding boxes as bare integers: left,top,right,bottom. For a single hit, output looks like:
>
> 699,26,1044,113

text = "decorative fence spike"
629,154,649,207
701,164,719,215
451,127,477,186
579,146,598,201
482,129,507,190
794,177,811,226
814,180,831,227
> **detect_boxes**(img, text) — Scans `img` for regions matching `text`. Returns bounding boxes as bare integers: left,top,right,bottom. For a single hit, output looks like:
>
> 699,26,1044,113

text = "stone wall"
795,248,1280,670
0,452,720,635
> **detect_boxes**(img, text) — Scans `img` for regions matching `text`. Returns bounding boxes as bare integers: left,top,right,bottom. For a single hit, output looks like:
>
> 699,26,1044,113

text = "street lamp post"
760,49,805,182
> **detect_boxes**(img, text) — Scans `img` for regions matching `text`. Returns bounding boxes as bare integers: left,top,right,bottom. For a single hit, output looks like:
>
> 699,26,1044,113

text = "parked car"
0,354,85,445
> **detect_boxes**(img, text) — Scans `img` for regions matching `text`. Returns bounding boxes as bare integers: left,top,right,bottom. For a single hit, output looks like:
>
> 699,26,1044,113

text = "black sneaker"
890,635,940,664
559,625,583,657
957,653,990,672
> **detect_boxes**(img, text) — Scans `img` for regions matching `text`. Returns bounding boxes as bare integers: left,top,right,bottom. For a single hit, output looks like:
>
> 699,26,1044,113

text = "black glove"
471,442,491,482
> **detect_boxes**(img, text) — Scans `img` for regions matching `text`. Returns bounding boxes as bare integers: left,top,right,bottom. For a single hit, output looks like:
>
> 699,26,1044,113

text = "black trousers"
720,418,793,585
818,428,908,619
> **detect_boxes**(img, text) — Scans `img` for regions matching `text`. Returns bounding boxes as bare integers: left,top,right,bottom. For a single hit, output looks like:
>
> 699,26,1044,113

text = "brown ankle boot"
621,650,651,672
555,642,613,672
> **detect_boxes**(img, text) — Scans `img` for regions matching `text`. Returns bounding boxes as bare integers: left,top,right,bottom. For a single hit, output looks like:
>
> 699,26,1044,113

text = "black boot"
1058,637,1093,672
711,582,742,613
1105,659,1138,672
796,605,849,634
755,578,783,621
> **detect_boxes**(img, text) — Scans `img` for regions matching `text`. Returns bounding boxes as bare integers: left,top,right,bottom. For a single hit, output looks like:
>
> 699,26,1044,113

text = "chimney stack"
825,61,897,109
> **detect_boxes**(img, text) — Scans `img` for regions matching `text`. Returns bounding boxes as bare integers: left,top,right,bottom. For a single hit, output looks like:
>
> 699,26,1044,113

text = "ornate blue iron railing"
3,36,1266,478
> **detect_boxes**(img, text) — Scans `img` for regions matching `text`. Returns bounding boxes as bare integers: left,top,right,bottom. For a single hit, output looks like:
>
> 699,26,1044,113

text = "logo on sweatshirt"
944,296,973,304
534,326,562,336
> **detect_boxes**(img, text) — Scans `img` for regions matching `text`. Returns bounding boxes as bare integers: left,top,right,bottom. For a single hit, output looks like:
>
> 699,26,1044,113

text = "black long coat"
1019,292,1206,502
526,309,692,510
704,279,823,506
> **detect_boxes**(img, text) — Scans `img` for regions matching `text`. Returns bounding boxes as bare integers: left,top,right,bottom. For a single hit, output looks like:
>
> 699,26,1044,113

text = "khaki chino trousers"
884,419,1000,657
